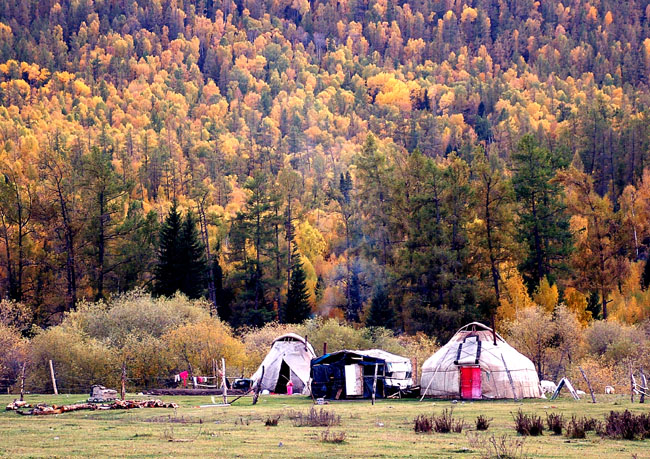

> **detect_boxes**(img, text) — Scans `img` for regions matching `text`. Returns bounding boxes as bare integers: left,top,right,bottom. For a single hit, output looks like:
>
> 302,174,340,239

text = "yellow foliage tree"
496,265,535,324
533,277,558,313
563,287,592,326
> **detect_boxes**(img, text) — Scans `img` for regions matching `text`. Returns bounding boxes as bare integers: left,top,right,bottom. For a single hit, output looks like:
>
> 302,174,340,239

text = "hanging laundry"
179,371,189,387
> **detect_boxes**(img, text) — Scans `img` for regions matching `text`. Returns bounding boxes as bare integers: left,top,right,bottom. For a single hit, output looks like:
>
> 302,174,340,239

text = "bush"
67,290,211,347
433,409,465,433
414,414,433,433
512,410,544,436
601,410,650,440
546,412,564,435
290,408,341,427
466,432,527,459
28,326,118,393
475,415,492,431
296,318,406,357
582,416,601,432
264,415,281,426
0,323,28,390
320,429,346,443
163,318,252,375
565,416,586,439
415,409,465,434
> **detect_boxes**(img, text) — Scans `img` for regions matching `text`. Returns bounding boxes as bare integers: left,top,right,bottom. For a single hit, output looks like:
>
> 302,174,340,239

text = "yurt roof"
450,322,506,343
271,333,316,355
352,349,410,365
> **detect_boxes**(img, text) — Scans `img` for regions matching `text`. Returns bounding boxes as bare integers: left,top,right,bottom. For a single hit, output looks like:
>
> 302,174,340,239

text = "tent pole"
372,364,378,405
501,353,519,401
419,374,435,402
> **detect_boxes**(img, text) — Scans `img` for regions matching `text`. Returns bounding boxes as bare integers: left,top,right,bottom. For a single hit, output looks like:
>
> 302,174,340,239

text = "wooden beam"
579,366,596,403
49,360,58,395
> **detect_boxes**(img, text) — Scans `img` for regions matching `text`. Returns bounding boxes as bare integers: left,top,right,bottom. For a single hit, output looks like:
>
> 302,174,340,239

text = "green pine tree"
512,135,573,290
282,244,311,324
365,283,395,329
177,210,208,299
154,202,183,297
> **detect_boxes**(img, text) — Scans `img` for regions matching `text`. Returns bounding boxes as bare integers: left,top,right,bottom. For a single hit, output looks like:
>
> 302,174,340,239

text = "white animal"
605,385,615,394
576,390,586,396
540,380,557,394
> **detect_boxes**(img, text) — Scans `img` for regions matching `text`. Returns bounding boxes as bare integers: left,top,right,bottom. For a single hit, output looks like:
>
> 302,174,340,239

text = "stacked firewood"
6,399,178,415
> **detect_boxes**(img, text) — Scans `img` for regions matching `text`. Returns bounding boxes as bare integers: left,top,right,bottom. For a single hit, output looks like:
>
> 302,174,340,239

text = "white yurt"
251,333,316,394
420,322,542,399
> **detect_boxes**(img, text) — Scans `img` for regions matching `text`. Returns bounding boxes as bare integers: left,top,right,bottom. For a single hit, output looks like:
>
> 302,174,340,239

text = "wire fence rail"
1,359,248,396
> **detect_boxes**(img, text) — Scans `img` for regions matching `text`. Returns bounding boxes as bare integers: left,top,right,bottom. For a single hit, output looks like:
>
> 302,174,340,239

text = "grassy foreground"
0,393,648,458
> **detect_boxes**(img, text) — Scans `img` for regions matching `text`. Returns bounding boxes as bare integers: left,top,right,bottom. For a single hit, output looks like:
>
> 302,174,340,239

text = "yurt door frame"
460,365,481,399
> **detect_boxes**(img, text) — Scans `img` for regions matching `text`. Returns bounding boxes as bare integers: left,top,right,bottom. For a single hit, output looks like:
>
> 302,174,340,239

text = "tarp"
420,322,543,399
251,333,316,395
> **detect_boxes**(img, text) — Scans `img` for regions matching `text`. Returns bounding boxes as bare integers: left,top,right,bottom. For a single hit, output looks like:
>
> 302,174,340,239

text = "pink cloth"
179,371,189,387
286,380,293,395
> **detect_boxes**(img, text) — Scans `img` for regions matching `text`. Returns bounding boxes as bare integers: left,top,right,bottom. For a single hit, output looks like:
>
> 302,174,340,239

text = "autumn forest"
1,0,650,347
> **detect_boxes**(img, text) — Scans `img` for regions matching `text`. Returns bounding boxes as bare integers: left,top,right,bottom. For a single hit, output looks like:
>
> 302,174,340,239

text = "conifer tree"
365,283,395,329
154,203,183,297
177,210,207,299
154,205,207,299
512,135,572,290
282,244,311,324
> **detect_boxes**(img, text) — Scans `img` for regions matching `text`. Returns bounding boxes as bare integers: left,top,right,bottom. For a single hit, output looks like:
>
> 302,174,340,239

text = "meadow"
0,394,648,458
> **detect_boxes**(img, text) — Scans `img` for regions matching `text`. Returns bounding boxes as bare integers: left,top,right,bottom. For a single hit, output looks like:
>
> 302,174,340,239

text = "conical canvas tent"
420,322,542,399
251,333,316,395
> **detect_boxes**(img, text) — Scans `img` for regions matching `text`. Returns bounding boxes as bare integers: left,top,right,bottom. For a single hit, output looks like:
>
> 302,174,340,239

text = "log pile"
6,399,178,415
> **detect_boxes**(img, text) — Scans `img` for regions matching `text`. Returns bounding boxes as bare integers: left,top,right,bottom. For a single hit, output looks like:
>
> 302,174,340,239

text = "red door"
460,366,481,399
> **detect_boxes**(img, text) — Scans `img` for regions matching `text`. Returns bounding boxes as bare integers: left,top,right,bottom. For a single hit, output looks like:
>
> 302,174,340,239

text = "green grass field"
0,393,648,458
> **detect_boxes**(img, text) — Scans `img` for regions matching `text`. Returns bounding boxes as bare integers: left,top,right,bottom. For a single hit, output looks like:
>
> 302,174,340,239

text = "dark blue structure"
310,350,387,399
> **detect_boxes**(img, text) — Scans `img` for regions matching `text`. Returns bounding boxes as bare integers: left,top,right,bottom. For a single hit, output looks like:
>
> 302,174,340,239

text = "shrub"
433,409,465,433
68,290,211,347
601,410,649,440
546,412,564,435
28,325,119,393
296,318,405,357
466,432,526,459
581,416,601,432
320,429,346,443
475,415,492,431
0,323,28,390
414,414,433,433
291,408,341,427
264,415,281,426
565,416,586,439
163,318,252,375
414,410,464,434
512,410,544,436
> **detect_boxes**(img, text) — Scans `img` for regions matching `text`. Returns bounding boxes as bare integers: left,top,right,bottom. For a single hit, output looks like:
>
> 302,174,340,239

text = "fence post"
221,358,228,405
20,363,26,401
121,362,126,401
640,369,647,404
49,360,58,395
